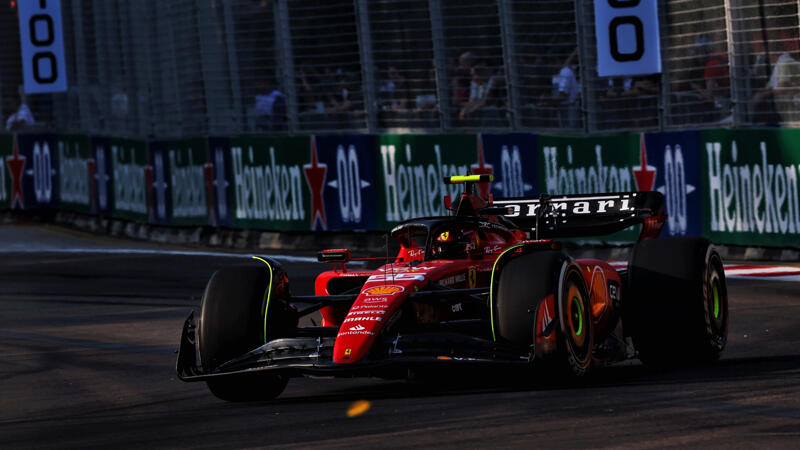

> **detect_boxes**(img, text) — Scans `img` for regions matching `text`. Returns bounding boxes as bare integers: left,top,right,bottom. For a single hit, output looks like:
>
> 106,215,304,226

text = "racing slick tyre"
626,237,728,366
198,260,297,401
494,251,593,377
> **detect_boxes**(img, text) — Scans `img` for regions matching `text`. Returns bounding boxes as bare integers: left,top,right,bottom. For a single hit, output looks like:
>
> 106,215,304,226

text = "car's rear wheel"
557,268,593,376
494,250,592,377
199,260,296,401
625,237,728,365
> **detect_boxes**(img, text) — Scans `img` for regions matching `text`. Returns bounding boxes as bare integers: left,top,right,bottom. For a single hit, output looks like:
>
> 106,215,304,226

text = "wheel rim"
571,295,584,337
712,280,720,320
566,283,587,348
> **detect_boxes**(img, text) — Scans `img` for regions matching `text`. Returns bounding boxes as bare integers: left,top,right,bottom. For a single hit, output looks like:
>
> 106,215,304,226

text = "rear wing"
492,191,665,239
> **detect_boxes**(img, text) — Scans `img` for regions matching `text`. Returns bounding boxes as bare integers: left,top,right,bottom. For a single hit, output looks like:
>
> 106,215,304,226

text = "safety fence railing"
2,0,800,138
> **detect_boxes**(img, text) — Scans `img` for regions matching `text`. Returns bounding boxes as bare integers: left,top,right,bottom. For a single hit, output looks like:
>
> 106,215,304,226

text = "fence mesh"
3,0,800,137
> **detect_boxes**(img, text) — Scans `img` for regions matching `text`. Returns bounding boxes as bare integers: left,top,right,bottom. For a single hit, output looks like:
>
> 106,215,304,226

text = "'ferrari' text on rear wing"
493,191,665,239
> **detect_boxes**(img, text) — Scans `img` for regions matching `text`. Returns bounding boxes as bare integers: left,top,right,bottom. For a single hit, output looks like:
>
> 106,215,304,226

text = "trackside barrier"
1,129,799,249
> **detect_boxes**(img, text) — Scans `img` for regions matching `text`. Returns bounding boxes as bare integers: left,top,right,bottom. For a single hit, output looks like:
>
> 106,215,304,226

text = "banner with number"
594,0,661,77
18,0,68,94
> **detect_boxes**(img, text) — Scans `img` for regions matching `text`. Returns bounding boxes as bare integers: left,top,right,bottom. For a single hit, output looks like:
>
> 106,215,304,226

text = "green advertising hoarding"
537,133,643,241
56,134,91,213
701,128,800,247
166,138,209,227
110,137,149,223
0,134,12,209
228,135,312,231
376,134,478,229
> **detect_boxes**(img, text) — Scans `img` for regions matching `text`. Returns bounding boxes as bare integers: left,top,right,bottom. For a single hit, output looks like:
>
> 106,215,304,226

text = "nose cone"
333,285,404,364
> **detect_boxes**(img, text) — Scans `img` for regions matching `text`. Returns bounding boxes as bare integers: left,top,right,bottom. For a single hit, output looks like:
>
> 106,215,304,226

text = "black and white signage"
18,0,68,94
594,0,661,77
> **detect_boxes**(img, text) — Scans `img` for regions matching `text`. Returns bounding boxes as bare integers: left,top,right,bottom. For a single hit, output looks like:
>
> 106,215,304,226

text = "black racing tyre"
625,237,728,365
198,260,296,401
494,250,592,376
494,250,564,347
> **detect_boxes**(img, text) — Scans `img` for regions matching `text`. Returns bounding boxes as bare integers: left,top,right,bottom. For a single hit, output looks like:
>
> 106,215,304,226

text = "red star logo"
204,160,217,226
470,134,494,199
7,135,26,209
633,133,656,191
303,137,327,230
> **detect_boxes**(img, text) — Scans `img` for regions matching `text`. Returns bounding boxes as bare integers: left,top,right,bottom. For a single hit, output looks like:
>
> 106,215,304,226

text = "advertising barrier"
148,138,209,227
89,137,114,216
701,129,800,247
109,137,149,223
226,135,311,231
0,134,13,210
479,133,538,199
314,135,378,231
643,131,702,237
57,134,92,214
14,133,60,210
376,134,477,229
2,129,799,249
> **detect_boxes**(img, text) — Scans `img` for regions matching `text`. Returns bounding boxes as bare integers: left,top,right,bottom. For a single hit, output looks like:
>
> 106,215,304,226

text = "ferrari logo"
468,267,477,288
345,348,352,356
440,231,449,240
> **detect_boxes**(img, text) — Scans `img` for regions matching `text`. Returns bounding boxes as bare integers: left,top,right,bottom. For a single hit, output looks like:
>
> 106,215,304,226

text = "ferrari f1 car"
177,175,728,401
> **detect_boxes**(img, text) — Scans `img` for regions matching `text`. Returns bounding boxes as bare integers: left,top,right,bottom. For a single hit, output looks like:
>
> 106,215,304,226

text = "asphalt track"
1,224,799,449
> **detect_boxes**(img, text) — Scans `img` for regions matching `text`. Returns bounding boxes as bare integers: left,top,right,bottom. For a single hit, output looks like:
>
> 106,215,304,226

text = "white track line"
0,247,318,263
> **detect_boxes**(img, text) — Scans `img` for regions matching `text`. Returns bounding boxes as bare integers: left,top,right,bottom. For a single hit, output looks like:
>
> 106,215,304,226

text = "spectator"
452,51,476,111
458,64,504,125
671,37,725,123
538,48,580,128
325,69,363,127
379,65,408,111
619,75,660,128
297,63,325,113
253,79,286,131
4,97,35,131
752,39,800,124
745,33,779,124
414,59,438,111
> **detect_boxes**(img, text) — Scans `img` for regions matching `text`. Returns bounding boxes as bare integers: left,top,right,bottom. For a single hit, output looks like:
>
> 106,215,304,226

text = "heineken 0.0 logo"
332,144,367,223
32,141,54,203
707,140,800,235
231,145,305,222
58,140,89,205
663,144,688,235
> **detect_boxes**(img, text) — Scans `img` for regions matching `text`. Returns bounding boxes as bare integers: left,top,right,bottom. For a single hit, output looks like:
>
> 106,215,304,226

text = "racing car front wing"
175,311,531,381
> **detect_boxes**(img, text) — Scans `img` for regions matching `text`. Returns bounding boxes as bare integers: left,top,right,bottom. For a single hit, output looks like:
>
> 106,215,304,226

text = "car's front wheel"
198,260,296,401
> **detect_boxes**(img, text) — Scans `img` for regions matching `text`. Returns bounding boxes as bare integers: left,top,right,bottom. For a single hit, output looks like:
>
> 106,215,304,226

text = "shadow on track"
200,353,800,407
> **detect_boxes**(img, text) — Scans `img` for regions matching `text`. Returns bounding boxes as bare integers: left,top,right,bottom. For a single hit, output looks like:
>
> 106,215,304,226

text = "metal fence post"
355,0,378,133
658,0,670,131
222,0,244,134
428,0,449,131
497,0,522,131
70,0,91,133
574,0,592,133
196,0,227,135
274,0,298,134
724,0,740,127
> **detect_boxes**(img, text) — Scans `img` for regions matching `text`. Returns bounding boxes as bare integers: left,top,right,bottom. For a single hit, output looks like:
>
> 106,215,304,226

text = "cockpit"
391,218,515,262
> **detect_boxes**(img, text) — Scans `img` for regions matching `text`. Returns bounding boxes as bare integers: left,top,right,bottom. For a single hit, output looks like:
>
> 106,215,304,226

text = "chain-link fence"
2,0,800,138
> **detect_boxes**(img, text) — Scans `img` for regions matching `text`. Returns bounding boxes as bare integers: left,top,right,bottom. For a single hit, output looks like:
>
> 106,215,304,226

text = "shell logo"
363,285,404,296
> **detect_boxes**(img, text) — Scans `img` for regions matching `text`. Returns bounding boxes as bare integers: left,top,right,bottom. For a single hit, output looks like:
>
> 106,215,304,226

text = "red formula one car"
177,175,729,401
